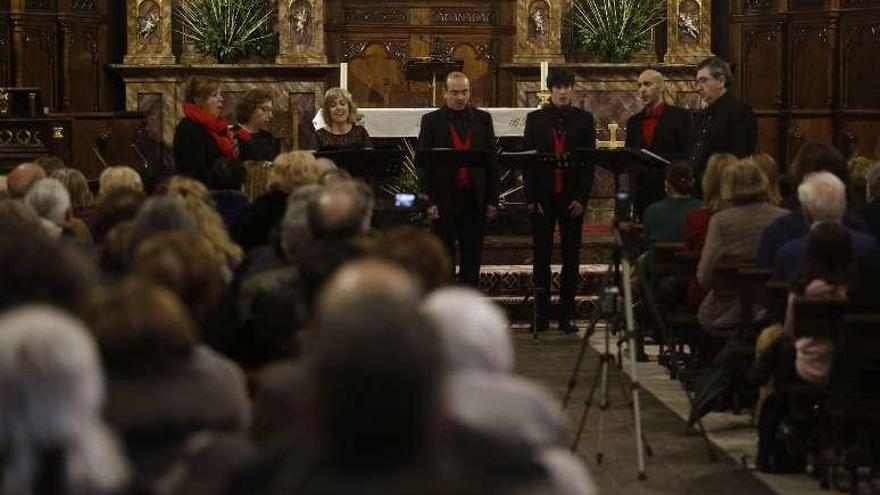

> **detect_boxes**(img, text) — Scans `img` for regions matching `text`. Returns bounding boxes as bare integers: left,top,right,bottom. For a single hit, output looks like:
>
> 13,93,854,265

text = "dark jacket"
625,104,693,216
856,198,880,240
174,117,222,186
231,189,288,252
416,106,499,213
689,91,757,177
522,103,597,206
238,128,281,162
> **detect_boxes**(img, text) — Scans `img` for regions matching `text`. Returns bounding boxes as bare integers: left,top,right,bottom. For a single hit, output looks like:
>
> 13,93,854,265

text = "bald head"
308,184,363,240
638,69,665,109
7,163,47,199
318,258,422,316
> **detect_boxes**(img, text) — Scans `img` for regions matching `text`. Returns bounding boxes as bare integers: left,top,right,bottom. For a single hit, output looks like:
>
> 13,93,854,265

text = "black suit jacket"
689,91,757,174
522,104,596,206
625,104,693,214
417,106,499,213
173,117,222,186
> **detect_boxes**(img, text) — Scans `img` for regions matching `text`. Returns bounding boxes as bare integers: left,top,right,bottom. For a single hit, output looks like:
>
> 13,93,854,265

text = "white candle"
540,61,548,91
340,62,348,91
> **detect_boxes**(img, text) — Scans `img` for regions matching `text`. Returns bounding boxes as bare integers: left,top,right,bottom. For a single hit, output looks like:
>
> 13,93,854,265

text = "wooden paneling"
290,92,317,150
741,22,784,109
346,41,410,107
786,116,833,160
839,114,880,158
841,21,880,110
61,23,105,112
790,22,833,110
16,21,57,110
756,114,783,156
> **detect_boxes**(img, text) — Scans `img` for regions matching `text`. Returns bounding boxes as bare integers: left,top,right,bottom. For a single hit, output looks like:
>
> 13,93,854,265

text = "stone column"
277,0,328,64
513,0,564,63
665,0,713,63
124,0,175,65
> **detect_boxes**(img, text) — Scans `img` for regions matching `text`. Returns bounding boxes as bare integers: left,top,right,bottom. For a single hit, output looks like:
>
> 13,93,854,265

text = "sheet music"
638,149,671,165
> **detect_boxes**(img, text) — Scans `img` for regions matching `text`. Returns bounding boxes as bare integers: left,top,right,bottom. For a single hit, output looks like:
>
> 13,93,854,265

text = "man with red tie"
625,69,693,220
523,67,596,333
417,71,499,287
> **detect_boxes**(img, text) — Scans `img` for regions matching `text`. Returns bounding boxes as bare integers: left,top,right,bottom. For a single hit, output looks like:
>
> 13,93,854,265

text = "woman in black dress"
234,88,281,161
314,87,373,150
173,77,236,186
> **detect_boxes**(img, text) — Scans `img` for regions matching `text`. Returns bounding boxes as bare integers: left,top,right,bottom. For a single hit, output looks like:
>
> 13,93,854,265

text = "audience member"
232,151,320,251
209,157,250,229
318,166,350,185
374,226,453,292
757,143,867,268
0,306,130,495
98,165,144,197
88,187,146,244
24,178,72,239
85,278,252,494
127,196,200,259
747,153,783,206
856,161,880,239
773,172,875,281
847,155,873,211
51,167,94,219
0,174,8,200
0,198,42,233
6,162,46,199
697,160,787,331
33,154,66,176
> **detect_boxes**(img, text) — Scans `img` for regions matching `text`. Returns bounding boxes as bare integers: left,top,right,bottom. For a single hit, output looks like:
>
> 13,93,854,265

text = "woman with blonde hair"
314,87,373,150
165,175,243,273
747,153,783,206
52,168,94,216
99,165,143,197
233,151,320,251
697,160,787,332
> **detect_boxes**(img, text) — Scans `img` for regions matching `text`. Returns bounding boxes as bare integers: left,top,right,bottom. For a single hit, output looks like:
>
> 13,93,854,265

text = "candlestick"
540,61,548,91
340,62,348,91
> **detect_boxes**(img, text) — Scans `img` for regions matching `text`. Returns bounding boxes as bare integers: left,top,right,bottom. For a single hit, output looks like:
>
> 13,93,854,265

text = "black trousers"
434,190,485,287
531,195,584,317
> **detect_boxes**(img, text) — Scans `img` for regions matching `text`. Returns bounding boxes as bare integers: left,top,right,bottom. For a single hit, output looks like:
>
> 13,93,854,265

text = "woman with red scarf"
173,77,236,186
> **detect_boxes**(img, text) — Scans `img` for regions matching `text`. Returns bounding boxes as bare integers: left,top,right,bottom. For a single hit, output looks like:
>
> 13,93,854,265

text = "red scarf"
552,128,566,195
450,123,473,189
235,126,252,143
183,102,237,158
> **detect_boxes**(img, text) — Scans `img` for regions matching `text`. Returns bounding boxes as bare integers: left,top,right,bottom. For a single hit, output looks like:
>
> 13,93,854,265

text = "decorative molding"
432,39,456,59
843,23,880,56
432,8,496,25
382,41,408,65
743,0,771,10
343,8,408,24
473,42,496,62
25,0,53,10
743,23,783,58
0,128,44,148
792,24,830,47
341,40,368,61
72,0,96,10
340,40,409,64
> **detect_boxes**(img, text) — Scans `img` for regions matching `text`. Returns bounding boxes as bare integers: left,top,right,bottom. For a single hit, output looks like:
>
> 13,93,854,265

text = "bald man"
625,69,693,220
6,162,47,199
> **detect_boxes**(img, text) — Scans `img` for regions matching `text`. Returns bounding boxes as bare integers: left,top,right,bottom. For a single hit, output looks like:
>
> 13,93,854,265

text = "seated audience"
748,153,783,206
6,162,46,199
232,151,320,251
374,226,453,292
846,155,874,211
209,157,250,229
52,167,95,221
757,143,867,268
127,196,200,259
24,178,72,239
85,278,252,494
233,88,281,161
0,174,7,200
698,160,787,331
88,187,147,245
0,198,42,234
98,165,144,197
856,161,880,239
0,306,130,495
773,172,875,282
33,154,66,176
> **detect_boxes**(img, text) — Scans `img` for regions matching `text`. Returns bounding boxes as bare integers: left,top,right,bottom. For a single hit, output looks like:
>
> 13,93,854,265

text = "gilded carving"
0,90,8,116
528,1,550,42
744,0,771,9
432,39,456,60
344,8,408,24
0,128,43,147
432,9,495,25
678,0,701,42
291,1,313,45
341,40,368,62
137,0,161,45
25,0,52,10
277,0,326,63
73,0,96,10
382,41,409,65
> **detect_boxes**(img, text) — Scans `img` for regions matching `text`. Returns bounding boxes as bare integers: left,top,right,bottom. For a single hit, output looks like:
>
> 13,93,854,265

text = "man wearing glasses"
689,56,757,197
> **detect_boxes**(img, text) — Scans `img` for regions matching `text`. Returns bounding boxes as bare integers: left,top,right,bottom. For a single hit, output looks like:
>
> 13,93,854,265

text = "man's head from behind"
307,182,367,241
310,294,444,468
791,142,847,187
7,162,46,199
799,171,846,225
443,71,470,111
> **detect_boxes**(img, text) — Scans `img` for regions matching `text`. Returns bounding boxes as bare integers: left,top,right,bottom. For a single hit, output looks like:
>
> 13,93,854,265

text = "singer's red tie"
450,124,473,189
553,129,566,195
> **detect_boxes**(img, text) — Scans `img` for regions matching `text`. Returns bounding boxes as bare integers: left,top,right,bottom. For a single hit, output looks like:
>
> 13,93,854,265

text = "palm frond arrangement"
176,0,275,64
569,0,666,63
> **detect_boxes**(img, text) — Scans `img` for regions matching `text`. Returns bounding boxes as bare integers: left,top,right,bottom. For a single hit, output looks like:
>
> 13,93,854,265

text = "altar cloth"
312,107,532,138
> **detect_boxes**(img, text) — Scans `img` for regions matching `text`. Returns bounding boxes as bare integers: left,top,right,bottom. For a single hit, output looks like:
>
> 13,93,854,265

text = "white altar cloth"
312,107,532,138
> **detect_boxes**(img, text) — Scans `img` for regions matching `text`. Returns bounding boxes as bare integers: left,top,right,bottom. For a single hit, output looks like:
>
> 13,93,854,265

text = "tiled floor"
511,323,830,495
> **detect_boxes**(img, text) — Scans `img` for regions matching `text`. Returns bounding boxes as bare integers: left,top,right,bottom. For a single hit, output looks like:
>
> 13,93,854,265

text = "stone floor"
510,324,830,495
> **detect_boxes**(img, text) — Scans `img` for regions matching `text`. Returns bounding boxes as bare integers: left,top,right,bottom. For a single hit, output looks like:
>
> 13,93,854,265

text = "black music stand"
314,148,404,179
415,148,491,172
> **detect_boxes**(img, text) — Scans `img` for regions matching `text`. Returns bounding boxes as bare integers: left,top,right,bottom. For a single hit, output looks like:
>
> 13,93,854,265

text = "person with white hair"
856,161,880,239
24,177,71,239
423,287,597,495
0,306,130,495
773,171,876,281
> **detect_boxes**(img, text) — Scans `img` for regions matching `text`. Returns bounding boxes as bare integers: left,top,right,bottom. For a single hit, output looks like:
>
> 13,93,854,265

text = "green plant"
177,0,275,64
568,0,666,63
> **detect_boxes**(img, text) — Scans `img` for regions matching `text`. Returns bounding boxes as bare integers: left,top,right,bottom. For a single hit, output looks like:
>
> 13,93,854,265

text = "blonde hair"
165,176,243,263
99,166,143,196
321,87,361,125
702,153,738,212
745,154,781,205
721,160,770,205
269,151,320,194
51,168,94,210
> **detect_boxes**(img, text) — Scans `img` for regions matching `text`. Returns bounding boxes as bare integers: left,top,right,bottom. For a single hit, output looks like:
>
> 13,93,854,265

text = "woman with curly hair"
233,88,281,162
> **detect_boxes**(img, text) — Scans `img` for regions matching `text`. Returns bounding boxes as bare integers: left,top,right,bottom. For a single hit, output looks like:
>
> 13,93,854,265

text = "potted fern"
568,0,666,63
177,0,275,64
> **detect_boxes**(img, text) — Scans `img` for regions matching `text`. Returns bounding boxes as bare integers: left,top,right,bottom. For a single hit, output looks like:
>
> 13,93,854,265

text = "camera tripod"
562,227,651,480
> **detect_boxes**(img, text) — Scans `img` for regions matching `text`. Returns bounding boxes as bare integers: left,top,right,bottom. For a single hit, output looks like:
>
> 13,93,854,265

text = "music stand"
405,58,464,107
415,148,490,172
314,148,404,179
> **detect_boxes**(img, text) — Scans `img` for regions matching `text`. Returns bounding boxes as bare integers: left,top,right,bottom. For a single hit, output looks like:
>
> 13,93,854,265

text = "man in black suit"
417,71,499,287
625,69,693,220
522,68,596,333
690,56,758,197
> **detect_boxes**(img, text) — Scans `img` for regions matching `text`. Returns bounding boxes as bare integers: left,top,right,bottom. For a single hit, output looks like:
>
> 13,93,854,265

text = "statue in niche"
137,0,161,44
528,1,550,42
291,1,313,45
677,0,700,43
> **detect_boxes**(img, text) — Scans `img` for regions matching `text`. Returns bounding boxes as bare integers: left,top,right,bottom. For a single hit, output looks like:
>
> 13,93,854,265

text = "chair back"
653,242,685,279
792,295,847,339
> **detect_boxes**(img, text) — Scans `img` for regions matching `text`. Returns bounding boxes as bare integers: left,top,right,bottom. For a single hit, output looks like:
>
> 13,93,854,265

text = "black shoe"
532,316,549,333
558,318,579,334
